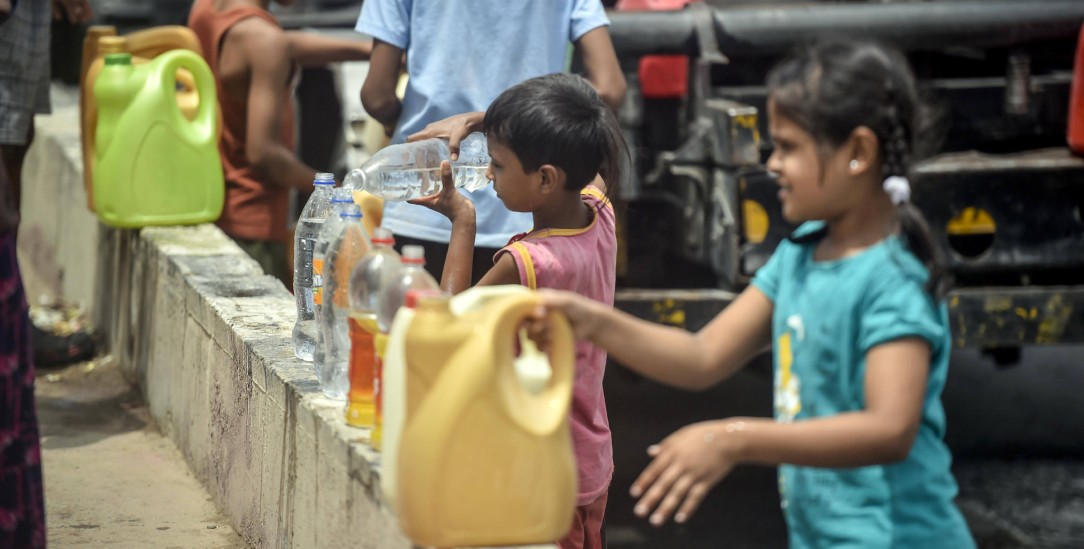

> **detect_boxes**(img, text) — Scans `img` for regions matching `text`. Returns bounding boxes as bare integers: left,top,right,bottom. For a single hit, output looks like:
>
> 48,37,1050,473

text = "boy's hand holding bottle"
410,160,474,223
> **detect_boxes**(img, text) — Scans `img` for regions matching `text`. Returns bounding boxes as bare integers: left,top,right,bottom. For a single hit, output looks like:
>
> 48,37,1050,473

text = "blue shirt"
751,222,975,549
355,0,610,247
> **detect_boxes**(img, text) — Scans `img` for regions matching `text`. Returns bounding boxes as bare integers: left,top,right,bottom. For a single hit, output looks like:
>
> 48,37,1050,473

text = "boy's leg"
558,491,609,549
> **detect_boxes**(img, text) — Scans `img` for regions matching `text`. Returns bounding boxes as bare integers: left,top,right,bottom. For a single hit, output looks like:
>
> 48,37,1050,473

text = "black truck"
601,0,1084,365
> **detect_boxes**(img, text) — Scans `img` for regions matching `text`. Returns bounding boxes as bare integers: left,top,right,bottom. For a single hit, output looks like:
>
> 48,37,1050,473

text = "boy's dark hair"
768,40,949,298
483,73,627,194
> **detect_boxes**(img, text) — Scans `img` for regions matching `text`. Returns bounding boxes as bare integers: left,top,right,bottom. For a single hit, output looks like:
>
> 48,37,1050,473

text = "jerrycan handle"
409,294,574,448
151,50,217,144
485,295,575,437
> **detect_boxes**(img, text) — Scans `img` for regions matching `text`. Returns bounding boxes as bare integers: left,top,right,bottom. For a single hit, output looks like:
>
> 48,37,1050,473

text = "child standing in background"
188,0,372,283
412,73,628,549
526,41,977,548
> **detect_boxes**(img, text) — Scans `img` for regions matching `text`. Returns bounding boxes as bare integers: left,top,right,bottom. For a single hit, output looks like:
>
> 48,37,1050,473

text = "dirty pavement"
35,354,247,548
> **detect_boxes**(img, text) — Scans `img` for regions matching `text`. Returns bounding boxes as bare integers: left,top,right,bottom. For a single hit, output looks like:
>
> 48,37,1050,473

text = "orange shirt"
188,0,294,242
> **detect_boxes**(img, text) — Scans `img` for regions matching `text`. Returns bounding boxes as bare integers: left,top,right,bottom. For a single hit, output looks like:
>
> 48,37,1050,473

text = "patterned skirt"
0,230,45,548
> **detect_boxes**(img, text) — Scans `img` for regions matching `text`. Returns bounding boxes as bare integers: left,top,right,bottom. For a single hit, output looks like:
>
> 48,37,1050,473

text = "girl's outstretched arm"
631,337,930,527
531,285,773,391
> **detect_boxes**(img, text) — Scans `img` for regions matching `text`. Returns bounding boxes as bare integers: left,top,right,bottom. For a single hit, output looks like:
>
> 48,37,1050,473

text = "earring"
849,159,859,170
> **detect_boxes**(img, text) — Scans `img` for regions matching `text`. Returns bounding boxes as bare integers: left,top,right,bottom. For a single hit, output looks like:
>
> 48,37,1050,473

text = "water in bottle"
341,133,491,201
312,188,362,377
451,132,492,192
292,172,336,361
319,210,371,400
346,228,400,430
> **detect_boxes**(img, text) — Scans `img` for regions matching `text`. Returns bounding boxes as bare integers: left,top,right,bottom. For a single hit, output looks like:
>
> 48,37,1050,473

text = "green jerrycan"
397,290,577,547
80,26,206,212
93,50,223,228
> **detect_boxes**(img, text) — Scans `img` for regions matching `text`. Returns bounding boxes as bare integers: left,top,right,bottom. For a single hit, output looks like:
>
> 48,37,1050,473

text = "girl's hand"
631,420,740,526
409,161,473,221
522,290,608,352
406,112,484,160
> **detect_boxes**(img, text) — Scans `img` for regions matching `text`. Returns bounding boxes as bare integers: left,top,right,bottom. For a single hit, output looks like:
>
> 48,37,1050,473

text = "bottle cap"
314,172,336,185
405,288,444,308
98,37,126,55
330,188,354,203
401,245,426,265
372,227,395,246
104,53,132,66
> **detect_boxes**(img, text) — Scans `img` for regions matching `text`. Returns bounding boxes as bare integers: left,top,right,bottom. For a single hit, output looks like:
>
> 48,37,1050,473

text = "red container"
618,0,698,99
1069,23,1084,155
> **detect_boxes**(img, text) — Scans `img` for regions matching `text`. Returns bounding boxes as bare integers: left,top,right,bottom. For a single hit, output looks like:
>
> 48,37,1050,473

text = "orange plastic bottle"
81,26,206,211
396,290,577,547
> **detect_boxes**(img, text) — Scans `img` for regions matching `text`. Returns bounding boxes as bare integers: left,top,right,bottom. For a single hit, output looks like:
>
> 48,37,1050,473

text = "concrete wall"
22,96,556,549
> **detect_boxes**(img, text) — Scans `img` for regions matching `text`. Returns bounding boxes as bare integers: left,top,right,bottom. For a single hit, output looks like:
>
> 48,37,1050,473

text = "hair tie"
883,175,911,205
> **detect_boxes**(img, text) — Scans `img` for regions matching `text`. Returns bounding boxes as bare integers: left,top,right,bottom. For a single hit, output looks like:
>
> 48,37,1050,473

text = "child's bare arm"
476,254,522,288
237,21,317,191
631,338,929,526
360,39,404,137
409,161,477,294
285,31,372,66
531,285,773,391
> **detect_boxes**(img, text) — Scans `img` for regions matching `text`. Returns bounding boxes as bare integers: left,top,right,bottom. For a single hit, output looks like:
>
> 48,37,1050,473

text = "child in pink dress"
413,72,627,549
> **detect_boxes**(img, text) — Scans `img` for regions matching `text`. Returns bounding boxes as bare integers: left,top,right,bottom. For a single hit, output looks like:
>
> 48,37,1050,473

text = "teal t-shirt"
751,222,975,549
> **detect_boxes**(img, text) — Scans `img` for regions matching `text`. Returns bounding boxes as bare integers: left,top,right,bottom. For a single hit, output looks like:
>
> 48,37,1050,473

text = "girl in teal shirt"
527,41,976,547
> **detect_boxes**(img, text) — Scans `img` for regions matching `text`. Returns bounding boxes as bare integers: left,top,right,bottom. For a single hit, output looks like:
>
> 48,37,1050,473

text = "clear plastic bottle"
377,245,441,334
371,246,440,447
319,209,372,400
292,172,336,361
341,133,491,201
346,228,400,430
451,132,492,192
312,188,362,378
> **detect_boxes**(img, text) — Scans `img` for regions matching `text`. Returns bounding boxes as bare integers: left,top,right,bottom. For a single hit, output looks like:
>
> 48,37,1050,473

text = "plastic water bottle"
318,209,371,400
341,133,491,201
373,246,440,448
292,172,336,361
346,227,400,430
377,246,441,334
451,132,492,192
312,188,363,377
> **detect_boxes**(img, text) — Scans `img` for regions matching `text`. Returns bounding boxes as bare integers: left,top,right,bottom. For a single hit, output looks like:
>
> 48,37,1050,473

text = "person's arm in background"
575,25,626,110
52,0,91,23
233,19,316,192
360,39,405,137
285,32,372,67
406,111,485,159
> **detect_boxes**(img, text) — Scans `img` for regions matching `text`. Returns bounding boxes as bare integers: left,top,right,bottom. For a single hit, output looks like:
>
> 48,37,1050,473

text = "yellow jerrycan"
92,50,223,228
80,26,206,212
396,289,577,547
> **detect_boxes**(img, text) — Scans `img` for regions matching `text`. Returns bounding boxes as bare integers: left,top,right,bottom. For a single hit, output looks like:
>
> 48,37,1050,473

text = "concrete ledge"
23,94,560,549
